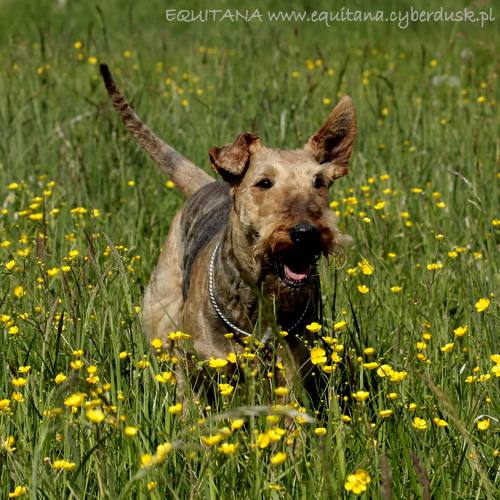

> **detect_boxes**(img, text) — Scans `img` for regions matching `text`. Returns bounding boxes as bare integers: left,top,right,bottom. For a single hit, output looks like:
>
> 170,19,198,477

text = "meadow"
1,0,499,498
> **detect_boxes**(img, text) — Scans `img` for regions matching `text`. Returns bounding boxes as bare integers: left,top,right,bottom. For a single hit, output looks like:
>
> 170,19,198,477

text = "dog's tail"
99,64,214,198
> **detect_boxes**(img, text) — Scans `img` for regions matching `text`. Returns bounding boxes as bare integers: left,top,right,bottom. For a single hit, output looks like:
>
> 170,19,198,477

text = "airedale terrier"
100,64,356,403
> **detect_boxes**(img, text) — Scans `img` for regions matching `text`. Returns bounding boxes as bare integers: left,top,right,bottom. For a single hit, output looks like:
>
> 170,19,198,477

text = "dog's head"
208,96,356,289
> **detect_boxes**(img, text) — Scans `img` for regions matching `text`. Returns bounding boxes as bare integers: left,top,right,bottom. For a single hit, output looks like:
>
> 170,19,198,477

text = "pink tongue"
284,264,311,282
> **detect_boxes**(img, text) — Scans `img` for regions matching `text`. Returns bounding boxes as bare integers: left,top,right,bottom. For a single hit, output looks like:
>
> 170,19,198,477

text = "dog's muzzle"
279,223,322,288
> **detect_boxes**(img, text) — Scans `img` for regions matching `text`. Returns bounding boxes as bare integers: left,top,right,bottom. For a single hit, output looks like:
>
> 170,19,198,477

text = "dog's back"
180,182,232,301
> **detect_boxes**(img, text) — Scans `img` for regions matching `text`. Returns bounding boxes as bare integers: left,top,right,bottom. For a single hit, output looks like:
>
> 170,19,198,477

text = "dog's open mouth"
278,253,319,288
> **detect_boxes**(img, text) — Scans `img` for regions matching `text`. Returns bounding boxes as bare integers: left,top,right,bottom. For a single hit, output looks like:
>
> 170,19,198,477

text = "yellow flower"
151,338,163,349
376,364,393,377
352,390,370,402
86,409,105,423
270,452,287,464
157,442,172,456
358,260,374,275
0,399,12,413
314,427,327,435
433,418,448,427
427,263,443,271
310,347,327,365
333,320,348,330
209,358,228,368
52,459,76,470
46,268,59,277
344,469,371,495
440,343,454,353
389,370,408,382
218,383,234,396
477,418,491,430
168,403,183,414
274,387,289,396
363,347,375,356
13,286,26,298
357,285,369,294
475,298,490,312
226,352,237,363
379,409,393,418
18,366,31,373
390,286,402,292
407,403,417,411
363,362,379,370
231,419,245,431
6,260,16,270
88,56,98,64
140,454,154,467
331,352,342,363
168,331,191,340
70,360,84,370
374,201,386,210
12,378,27,387
9,486,27,497
156,372,175,384
412,417,427,430
218,442,237,454
454,326,468,337
306,322,322,333
124,426,138,436
64,393,85,407
201,434,223,446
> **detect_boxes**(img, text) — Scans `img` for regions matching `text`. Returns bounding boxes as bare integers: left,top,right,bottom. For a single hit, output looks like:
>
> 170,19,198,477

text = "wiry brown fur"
100,64,357,404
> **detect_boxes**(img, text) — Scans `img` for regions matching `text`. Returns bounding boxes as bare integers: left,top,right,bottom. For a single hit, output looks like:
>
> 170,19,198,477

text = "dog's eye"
314,176,325,189
255,179,273,190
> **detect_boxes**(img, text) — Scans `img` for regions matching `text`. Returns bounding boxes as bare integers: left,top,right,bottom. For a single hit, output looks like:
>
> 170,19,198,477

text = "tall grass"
1,0,499,498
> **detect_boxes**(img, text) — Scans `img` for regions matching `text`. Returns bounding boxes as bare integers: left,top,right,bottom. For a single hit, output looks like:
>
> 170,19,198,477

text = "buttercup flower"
433,418,448,427
218,443,237,454
412,417,427,430
218,383,234,396
353,390,370,402
9,486,27,497
310,347,327,365
440,343,454,353
168,403,183,414
477,418,491,430
274,387,289,396
475,298,490,312
86,409,105,423
270,452,287,465
306,322,322,333
344,469,371,494
209,358,228,368
454,326,468,337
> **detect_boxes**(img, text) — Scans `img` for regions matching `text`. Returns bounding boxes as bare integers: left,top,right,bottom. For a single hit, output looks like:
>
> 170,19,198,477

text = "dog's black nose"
290,224,321,248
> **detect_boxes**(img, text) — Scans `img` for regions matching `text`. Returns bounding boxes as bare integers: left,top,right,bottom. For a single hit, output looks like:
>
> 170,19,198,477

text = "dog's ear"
208,133,262,183
304,95,357,183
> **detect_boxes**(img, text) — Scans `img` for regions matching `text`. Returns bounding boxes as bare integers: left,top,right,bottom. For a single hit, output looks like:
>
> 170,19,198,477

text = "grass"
1,0,499,498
